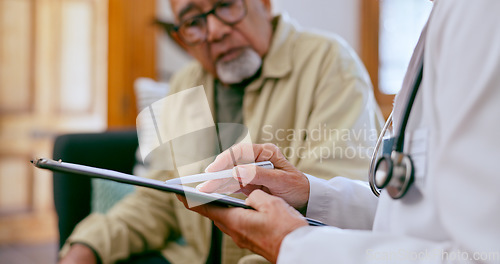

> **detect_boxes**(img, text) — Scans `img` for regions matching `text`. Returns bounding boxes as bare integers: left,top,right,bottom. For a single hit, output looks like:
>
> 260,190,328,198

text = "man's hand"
197,143,310,211
176,190,308,263
58,243,97,264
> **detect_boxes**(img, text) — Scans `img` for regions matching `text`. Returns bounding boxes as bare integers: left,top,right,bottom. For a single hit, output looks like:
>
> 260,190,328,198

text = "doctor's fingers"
246,190,305,219
196,177,265,196
175,194,220,217
196,178,242,194
175,193,247,224
195,191,307,263
238,166,310,210
205,143,288,172
210,208,276,260
205,143,256,172
243,190,308,260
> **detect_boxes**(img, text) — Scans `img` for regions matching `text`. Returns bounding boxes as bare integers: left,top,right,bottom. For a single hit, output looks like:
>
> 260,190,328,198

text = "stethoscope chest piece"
369,58,423,199
374,151,414,199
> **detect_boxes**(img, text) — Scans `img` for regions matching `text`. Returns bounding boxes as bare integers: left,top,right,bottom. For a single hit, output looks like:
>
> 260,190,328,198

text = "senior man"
59,0,382,263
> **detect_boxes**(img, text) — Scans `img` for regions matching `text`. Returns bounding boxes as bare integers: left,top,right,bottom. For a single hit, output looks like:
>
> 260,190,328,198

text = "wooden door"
107,0,157,128
0,0,107,243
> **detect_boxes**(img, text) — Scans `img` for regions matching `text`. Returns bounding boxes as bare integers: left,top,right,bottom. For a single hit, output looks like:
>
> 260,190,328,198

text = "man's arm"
59,170,181,264
291,33,383,181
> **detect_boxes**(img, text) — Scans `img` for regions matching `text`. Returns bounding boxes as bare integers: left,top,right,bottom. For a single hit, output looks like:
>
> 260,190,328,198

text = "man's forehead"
170,0,218,18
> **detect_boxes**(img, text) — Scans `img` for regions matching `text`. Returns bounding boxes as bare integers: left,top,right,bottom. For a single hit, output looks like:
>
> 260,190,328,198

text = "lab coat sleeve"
278,1,500,263
279,227,453,264
305,175,378,230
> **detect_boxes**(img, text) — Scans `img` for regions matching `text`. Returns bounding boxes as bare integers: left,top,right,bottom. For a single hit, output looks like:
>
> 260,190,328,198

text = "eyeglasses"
170,0,247,45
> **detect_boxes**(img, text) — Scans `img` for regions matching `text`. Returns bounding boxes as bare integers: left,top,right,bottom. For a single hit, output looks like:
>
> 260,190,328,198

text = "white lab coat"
278,0,500,263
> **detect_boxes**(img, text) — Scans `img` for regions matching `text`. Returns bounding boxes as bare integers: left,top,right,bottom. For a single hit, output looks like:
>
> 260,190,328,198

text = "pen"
165,161,274,185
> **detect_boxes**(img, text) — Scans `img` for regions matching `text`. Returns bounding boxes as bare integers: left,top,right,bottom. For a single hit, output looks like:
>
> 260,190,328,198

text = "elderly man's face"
170,0,273,84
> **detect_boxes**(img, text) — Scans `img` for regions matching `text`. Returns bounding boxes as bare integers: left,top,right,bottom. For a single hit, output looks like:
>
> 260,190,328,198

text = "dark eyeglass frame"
159,0,247,46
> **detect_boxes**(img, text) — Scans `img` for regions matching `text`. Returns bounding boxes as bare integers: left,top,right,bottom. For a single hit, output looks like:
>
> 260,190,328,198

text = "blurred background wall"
273,0,361,53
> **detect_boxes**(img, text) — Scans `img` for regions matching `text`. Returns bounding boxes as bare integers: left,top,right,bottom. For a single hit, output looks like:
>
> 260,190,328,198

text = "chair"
52,130,139,249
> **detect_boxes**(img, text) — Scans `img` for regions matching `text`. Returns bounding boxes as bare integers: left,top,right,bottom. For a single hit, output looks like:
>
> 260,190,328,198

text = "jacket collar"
244,14,297,92
261,14,296,79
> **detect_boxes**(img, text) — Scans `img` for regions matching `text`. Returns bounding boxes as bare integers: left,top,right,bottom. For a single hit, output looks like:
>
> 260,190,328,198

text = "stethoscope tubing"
368,62,423,198
368,111,393,197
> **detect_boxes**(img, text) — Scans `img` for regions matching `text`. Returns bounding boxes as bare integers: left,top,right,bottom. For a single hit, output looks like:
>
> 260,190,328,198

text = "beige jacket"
61,15,383,264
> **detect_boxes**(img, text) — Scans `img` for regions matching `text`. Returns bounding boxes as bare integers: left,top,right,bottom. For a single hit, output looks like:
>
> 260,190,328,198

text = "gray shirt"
214,81,246,150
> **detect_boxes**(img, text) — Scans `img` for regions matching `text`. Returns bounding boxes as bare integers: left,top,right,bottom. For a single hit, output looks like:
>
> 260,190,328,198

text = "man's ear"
258,0,273,20
154,20,190,51
260,0,272,12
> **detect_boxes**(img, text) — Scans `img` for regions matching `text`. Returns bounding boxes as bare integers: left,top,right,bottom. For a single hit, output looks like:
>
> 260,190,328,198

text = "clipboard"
32,158,327,226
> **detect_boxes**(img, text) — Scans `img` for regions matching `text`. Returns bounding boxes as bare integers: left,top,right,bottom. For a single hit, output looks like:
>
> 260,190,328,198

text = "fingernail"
204,163,215,173
196,181,208,191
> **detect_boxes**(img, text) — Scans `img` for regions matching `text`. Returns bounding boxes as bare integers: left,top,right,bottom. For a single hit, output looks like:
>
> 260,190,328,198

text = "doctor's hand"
176,190,308,264
197,143,310,211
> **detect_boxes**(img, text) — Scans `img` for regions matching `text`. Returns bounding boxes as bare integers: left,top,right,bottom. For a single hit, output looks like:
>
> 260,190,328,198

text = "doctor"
178,0,500,263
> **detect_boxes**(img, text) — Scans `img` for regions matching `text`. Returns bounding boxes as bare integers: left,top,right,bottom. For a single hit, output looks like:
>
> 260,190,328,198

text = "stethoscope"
368,62,423,199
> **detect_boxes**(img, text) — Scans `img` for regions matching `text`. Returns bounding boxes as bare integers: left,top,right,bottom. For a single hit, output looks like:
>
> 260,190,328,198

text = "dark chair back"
52,130,138,248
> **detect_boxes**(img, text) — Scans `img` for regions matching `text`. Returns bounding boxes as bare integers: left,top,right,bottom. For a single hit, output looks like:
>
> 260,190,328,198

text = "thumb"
245,189,277,211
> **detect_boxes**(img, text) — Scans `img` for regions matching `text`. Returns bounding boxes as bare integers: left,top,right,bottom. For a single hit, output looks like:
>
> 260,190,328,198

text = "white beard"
216,47,262,84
